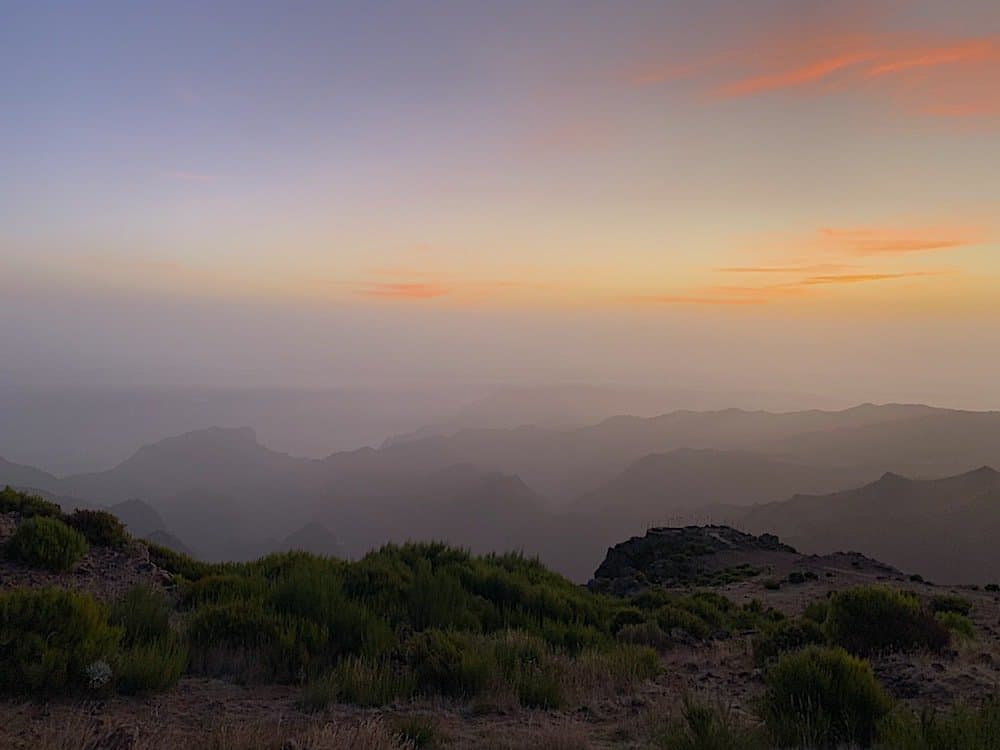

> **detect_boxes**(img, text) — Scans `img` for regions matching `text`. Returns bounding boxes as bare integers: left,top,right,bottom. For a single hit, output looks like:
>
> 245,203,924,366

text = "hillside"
575,448,866,516
2,493,999,749
743,466,1000,583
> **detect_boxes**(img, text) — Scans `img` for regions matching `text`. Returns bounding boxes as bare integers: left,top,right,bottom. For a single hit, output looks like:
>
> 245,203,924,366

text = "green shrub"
655,697,768,750
787,571,806,585
909,573,925,583
876,699,1000,749
332,656,414,707
111,585,171,646
826,586,948,655
114,638,187,695
617,621,672,651
752,618,826,667
656,604,712,640
0,587,120,695
298,672,338,712
802,599,829,625
394,715,442,749
763,578,781,591
985,583,999,593
6,515,88,572
146,541,221,581
67,509,128,548
761,645,894,748
935,611,975,641
407,629,491,697
929,594,972,616
0,486,62,518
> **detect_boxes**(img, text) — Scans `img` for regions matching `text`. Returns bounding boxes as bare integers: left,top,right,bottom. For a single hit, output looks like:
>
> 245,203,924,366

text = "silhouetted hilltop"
743,466,1000,583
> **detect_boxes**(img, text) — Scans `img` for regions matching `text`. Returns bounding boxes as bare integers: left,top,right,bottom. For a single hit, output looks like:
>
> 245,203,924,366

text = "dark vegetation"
2,487,996,749
6,515,88,572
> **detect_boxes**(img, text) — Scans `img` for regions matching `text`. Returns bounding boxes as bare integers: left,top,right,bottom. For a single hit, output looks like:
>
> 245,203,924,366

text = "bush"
115,638,187,695
111,585,172,646
394,716,442,749
787,571,806,585
6,515,88,572
802,599,829,624
752,618,826,667
67,509,128,548
935,611,975,641
763,578,781,591
407,629,491,697
146,541,221,581
985,583,999,593
332,656,414,707
655,697,768,750
929,594,972,616
876,699,1000,749
0,486,62,518
826,586,948,655
0,587,120,695
617,621,672,651
761,645,894,748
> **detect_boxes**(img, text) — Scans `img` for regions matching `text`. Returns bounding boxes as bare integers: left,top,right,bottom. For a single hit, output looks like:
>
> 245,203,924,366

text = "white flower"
86,659,113,689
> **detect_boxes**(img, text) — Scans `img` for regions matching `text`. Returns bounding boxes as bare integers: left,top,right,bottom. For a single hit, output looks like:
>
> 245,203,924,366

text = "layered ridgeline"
743,466,1000,584
3,403,1000,581
2,488,999,749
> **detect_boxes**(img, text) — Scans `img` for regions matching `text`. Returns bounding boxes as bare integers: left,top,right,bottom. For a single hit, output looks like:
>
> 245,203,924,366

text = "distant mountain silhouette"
5,403,1000,579
0,456,58,492
280,521,343,556
144,529,195,557
762,410,1000,477
742,466,1000,583
575,448,867,517
106,499,167,538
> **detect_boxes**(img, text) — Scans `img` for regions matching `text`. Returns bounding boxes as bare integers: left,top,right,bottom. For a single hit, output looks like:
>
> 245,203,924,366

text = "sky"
2,1,999,403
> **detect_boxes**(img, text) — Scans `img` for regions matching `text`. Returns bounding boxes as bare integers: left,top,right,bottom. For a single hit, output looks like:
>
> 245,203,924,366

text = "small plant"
298,673,336,712
761,645,894,748
115,638,188,694
825,586,948,655
67,508,129,548
929,594,972,616
6,515,88,572
787,572,806,585
655,697,768,750
935,611,975,641
985,583,999,593
394,715,442,749
876,698,1000,748
111,584,172,646
909,573,924,583
0,587,120,695
752,618,826,667
332,655,414,707
0,486,62,518
763,578,781,591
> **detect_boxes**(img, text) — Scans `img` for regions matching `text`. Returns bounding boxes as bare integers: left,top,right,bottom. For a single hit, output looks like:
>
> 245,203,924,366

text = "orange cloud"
635,16,1000,121
788,271,945,286
818,226,985,255
716,263,856,274
717,50,876,98
636,294,768,306
357,282,452,300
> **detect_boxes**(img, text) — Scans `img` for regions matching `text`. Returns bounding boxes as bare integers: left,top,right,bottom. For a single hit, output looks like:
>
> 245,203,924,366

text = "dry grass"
472,719,593,750
14,713,415,750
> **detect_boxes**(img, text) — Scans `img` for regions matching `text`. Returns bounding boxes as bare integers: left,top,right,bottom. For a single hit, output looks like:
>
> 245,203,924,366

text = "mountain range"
3,402,1000,581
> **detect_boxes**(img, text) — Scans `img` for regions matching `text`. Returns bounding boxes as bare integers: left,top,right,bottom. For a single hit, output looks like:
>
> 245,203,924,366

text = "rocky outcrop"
588,525,795,595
